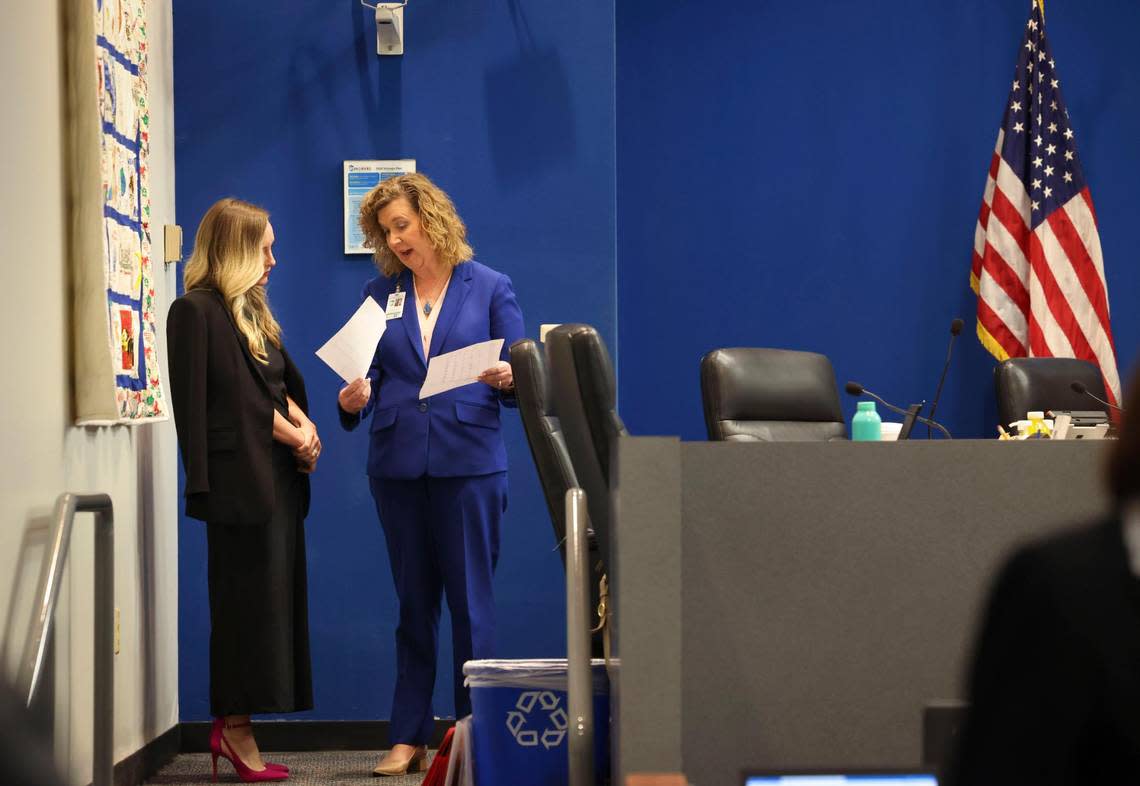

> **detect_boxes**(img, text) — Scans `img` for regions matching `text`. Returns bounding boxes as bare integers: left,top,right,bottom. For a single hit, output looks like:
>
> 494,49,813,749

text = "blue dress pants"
369,472,506,744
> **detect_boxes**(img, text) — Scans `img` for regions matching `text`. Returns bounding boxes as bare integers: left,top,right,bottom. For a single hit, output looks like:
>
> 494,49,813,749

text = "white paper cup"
880,422,903,441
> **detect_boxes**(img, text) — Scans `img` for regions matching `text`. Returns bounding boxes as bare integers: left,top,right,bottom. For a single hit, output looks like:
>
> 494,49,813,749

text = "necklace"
415,272,450,319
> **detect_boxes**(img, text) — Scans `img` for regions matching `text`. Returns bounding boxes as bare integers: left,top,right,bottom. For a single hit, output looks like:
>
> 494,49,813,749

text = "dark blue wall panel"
176,0,1140,723
616,1,1140,441
174,0,615,721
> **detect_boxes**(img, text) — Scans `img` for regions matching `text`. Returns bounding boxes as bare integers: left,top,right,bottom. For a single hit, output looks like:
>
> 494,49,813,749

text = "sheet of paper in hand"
315,296,387,383
419,339,505,399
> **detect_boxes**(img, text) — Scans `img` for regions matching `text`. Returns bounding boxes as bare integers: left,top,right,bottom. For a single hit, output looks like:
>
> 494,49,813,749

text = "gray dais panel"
680,440,1108,785
611,437,1110,786
611,437,683,781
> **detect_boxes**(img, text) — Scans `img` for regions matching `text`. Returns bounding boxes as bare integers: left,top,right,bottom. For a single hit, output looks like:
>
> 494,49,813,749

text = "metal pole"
20,494,78,708
566,487,595,786
91,495,114,786
19,492,114,786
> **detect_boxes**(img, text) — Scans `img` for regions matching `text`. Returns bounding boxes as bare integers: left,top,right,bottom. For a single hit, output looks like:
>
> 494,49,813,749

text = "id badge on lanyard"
385,285,406,320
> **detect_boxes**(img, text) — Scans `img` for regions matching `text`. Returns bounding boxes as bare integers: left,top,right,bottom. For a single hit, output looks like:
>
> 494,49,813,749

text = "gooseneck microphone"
927,318,965,438
845,382,954,439
1070,380,1124,413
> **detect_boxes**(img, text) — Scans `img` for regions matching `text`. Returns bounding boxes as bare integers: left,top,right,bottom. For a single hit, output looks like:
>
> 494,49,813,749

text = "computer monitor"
743,771,937,786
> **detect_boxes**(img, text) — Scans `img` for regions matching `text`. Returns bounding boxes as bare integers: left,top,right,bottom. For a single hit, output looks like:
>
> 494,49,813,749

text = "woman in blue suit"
336,173,524,776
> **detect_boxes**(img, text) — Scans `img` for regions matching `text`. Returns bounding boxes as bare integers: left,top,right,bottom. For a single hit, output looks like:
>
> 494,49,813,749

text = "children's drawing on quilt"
109,304,140,379
106,219,142,297
100,49,117,126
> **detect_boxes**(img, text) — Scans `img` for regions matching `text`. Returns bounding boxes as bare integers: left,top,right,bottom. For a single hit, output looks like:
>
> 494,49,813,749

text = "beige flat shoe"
372,745,428,777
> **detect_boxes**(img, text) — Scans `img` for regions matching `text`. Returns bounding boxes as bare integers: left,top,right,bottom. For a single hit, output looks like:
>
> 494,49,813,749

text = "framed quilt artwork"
67,0,166,424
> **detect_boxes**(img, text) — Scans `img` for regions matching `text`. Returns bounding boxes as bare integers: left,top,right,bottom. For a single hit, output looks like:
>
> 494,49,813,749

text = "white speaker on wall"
360,0,406,56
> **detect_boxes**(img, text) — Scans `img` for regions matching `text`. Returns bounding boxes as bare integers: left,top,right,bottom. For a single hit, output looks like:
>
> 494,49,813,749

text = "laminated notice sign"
343,159,416,254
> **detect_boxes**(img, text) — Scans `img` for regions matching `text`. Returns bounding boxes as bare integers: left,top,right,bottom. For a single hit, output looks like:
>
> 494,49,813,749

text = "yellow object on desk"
1025,411,1052,438
999,411,1054,439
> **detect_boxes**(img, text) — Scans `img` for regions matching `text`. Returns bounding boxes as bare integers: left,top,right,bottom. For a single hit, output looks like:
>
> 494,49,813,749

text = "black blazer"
944,515,1140,786
167,287,310,524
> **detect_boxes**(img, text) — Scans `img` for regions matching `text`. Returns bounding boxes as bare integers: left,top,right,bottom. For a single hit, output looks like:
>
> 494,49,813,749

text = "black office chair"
510,338,580,558
700,348,847,441
546,324,627,576
994,357,1108,428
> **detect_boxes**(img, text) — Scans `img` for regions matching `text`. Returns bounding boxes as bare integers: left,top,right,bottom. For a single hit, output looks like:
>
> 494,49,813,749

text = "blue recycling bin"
463,659,610,786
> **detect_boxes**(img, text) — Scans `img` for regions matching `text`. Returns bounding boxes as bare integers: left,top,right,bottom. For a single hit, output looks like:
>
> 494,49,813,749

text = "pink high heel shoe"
209,718,288,782
210,719,289,774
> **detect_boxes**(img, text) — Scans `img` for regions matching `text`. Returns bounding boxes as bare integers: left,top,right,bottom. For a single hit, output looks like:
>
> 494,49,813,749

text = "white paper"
419,339,504,399
315,297,387,383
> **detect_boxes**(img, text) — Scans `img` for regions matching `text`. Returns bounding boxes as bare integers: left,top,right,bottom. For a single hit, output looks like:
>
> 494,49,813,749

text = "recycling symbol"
505,690,568,749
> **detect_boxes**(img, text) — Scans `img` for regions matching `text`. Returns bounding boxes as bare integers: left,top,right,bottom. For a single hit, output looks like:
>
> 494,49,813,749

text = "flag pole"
1036,0,1045,21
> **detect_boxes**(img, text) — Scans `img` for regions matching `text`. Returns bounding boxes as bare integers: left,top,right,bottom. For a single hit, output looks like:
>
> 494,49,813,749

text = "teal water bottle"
851,400,882,441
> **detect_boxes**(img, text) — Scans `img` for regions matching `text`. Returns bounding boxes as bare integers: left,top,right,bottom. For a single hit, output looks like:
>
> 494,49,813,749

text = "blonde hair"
183,198,282,363
357,173,474,277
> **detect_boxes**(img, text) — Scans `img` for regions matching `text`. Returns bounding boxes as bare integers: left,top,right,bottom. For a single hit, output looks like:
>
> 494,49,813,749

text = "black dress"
205,342,313,716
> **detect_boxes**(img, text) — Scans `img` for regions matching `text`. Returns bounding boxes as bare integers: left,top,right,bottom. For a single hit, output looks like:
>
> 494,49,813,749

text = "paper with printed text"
419,339,504,399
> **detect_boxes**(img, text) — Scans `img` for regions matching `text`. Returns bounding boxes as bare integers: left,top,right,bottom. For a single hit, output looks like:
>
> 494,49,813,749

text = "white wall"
0,1,179,783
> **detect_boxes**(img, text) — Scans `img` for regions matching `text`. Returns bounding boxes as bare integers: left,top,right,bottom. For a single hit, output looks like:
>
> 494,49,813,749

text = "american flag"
969,0,1121,406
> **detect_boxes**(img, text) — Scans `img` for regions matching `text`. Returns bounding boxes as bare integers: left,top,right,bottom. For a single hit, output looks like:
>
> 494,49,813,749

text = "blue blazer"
339,260,525,479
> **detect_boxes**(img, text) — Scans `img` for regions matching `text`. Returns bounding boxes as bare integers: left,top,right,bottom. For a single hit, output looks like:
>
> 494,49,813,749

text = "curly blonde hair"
183,198,282,364
357,173,474,277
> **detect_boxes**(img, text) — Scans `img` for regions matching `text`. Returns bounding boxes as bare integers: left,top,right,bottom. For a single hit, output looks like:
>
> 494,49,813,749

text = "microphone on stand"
927,318,964,438
845,382,954,439
1070,381,1125,413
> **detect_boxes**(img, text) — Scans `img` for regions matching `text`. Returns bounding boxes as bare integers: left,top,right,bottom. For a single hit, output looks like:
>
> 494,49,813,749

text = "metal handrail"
566,487,595,786
18,493,114,786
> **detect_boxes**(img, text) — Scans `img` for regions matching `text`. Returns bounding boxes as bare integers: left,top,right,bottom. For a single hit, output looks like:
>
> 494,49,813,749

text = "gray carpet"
145,751,434,785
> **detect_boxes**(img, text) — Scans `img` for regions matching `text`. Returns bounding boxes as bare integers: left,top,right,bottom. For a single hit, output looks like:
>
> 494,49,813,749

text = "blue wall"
616,0,1140,440
175,0,1140,722
173,0,615,720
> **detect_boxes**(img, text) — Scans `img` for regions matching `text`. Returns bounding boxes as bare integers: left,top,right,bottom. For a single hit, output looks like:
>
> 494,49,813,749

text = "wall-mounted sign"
343,159,416,254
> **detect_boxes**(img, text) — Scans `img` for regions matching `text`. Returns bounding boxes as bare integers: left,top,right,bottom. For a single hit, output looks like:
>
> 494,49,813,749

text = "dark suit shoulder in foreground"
945,516,1140,786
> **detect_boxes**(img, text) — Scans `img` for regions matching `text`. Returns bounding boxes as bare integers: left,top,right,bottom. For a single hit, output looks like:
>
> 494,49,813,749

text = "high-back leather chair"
700,348,847,441
509,337,581,559
510,338,605,655
994,357,1108,428
546,324,627,573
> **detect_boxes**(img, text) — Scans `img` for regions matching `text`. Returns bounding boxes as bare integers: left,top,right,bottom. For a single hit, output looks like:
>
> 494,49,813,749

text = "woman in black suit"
944,363,1140,785
168,198,321,783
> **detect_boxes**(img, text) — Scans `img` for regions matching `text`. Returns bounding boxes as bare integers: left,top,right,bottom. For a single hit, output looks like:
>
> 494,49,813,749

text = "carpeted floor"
145,751,434,785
